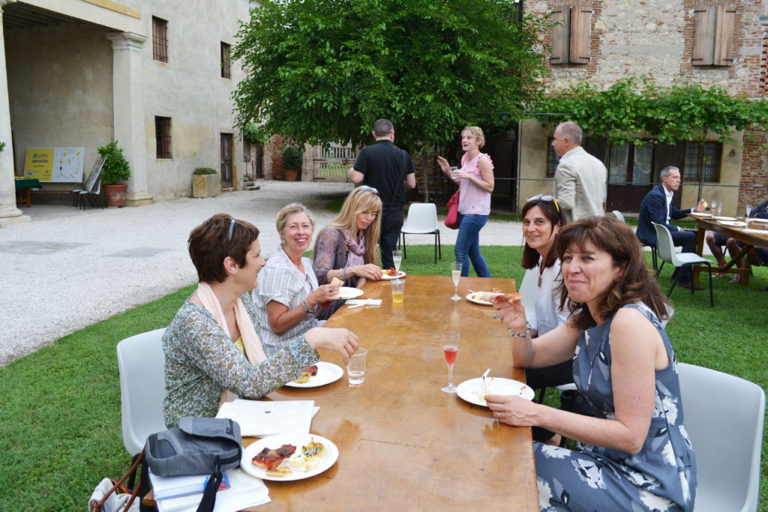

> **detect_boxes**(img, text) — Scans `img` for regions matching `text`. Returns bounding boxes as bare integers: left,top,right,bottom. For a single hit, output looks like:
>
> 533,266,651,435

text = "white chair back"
652,222,677,264
677,362,765,512
116,328,167,455
402,203,438,233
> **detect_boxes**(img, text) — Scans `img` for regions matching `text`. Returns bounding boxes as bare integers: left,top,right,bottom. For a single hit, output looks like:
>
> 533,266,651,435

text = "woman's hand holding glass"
305,327,359,364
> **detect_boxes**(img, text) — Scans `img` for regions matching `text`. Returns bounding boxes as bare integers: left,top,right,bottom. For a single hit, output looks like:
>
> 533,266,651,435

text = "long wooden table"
251,275,538,511
692,215,768,287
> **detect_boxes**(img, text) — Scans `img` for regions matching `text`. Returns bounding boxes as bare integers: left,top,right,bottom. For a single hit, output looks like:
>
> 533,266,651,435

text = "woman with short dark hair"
489,216,696,511
163,213,358,427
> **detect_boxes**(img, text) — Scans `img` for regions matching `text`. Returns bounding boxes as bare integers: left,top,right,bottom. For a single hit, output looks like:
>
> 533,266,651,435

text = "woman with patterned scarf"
312,187,384,319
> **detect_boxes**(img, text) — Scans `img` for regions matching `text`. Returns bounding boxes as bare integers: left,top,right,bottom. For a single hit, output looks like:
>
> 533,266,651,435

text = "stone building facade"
0,0,250,226
516,0,768,216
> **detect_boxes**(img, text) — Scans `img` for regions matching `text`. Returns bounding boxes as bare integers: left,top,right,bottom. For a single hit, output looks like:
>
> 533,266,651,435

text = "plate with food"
339,286,364,300
689,211,713,217
380,268,406,280
242,433,339,481
720,220,747,228
466,291,522,306
285,362,344,388
456,377,535,407
714,216,737,222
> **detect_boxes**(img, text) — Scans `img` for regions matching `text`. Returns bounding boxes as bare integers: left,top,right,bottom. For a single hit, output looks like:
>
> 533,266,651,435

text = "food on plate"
252,443,297,472
289,438,326,472
331,277,344,287
492,292,523,304
383,267,401,277
293,364,319,384
473,382,530,405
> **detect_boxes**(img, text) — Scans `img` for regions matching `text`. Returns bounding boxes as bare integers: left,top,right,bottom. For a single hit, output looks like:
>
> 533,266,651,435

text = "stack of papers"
154,468,269,512
216,399,316,437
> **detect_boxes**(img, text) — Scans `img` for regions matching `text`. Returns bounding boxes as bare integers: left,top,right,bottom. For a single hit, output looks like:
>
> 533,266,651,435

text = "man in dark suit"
637,165,706,289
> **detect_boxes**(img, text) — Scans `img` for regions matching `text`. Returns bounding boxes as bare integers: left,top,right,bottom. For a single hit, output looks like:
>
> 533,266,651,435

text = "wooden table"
249,275,538,511
15,178,40,208
692,215,768,287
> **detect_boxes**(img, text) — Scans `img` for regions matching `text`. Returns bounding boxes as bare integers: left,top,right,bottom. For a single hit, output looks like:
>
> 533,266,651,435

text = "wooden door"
220,133,233,188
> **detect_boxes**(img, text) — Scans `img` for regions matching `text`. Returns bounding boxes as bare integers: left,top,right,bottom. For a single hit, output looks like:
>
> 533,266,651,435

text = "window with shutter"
549,6,592,65
692,6,735,66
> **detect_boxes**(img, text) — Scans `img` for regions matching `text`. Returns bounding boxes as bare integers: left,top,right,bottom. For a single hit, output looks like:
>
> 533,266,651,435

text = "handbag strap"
89,448,145,512
196,459,223,512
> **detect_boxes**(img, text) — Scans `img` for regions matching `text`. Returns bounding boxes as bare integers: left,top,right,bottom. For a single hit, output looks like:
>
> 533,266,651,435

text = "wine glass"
450,262,462,301
392,249,402,273
710,200,717,214
441,332,460,393
746,204,753,218
717,202,723,217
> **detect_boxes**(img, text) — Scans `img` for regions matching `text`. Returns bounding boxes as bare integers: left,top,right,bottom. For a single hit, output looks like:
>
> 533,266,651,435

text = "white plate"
690,211,712,217
749,217,768,224
241,433,339,481
466,291,502,306
380,270,406,280
456,377,535,407
339,287,364,300
714,216,737,222
285,361,343,388
720,220,746,228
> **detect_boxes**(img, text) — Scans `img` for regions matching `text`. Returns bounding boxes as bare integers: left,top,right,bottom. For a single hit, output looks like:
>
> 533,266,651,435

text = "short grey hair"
556,121,583,145
660,166,680,178
276,203,315,233
373,119,394,137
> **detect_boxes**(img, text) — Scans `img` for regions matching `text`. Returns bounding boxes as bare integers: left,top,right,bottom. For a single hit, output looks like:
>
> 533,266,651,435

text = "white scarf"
196,282,267,405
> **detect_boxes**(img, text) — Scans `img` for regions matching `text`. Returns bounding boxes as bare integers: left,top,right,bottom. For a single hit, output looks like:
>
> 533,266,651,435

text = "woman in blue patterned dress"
162,213,359,428
488,216,696,511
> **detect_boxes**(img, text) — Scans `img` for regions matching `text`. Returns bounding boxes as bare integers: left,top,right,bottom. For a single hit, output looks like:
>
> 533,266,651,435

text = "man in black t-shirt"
349,119,416,268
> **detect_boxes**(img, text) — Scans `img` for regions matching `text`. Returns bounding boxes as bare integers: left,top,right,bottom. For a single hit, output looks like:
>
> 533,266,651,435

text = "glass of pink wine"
441,331,460,393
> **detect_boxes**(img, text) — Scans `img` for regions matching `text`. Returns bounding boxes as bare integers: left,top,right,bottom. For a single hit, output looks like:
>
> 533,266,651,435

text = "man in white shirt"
551,121,607,221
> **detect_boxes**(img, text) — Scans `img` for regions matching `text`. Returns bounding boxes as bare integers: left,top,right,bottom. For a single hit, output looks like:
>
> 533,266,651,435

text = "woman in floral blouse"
489,216,696,511
312,186,384,319
162,213,359,428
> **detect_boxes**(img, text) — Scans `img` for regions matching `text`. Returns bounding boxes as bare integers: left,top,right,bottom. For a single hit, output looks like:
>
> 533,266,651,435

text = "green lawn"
0,245,766,511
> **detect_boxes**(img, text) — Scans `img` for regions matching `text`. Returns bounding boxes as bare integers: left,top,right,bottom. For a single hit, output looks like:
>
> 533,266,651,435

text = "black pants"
379,208,404,269
526,360,574,443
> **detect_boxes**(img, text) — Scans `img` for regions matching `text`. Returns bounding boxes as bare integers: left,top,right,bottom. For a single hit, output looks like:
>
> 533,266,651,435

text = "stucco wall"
5,24,113,192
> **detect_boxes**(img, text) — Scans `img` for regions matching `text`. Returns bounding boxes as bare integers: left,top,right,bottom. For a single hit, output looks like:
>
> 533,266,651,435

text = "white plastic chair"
400,203,442,263
652,222,714,306
610,210,625,223
677,362,765,512
116,328,167,456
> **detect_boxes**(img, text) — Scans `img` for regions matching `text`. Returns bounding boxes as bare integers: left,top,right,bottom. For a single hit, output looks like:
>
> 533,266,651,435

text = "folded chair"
652,222,713,306
400,203,442,264
116,328,167,456
677,362,765,512
73,155,105,209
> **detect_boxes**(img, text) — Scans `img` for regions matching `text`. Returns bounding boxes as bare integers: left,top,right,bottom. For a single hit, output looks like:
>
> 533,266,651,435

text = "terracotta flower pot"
104,183,128,207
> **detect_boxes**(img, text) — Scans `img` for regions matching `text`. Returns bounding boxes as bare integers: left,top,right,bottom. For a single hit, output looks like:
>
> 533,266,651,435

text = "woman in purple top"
438,126,495,277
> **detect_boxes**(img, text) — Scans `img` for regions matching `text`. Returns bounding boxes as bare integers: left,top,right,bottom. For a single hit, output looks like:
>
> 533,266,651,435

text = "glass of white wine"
392,249,402,273
450,262,463,301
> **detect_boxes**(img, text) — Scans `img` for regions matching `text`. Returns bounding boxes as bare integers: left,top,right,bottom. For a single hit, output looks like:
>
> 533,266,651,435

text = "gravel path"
0,181,524,365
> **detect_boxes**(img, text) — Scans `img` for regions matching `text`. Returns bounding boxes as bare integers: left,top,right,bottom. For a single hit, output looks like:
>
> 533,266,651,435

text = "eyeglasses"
359,210,380,218
359,185,379,196
228,218,236,241
527,194,560,214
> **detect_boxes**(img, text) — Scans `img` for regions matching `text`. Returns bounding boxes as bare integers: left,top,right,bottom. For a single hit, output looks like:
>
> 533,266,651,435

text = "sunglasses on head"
359,185,379,196
228,218,236,241
527,194,560,214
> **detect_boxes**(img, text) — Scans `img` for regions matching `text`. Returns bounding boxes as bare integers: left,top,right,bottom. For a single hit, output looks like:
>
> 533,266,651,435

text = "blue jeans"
455,214,491,277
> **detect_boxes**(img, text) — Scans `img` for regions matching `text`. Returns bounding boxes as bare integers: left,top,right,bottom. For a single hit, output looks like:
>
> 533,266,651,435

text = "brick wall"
740,128,768,209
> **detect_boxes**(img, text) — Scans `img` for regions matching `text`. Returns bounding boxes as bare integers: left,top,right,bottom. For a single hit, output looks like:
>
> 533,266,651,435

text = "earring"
280,239,286,245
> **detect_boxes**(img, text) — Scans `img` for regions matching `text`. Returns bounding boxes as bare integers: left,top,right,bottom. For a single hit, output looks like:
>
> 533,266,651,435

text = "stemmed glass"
392,249,402,273
710,200,717,215
440,332,460,393
450,262,462,301
746,204,753,218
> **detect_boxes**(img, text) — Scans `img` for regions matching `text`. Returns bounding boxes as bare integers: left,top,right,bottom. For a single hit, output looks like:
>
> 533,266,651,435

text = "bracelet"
301,300,312,314
343,267,347,280
508,327,530,338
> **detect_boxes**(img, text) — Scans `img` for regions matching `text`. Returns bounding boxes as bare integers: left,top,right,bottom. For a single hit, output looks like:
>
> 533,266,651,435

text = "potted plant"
282,145,303,181
97,140,131,207
192,167,221,198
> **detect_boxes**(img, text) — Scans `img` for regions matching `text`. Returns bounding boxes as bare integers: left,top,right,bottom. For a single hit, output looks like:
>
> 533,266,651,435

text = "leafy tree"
532,77,768,146
232,0,549,153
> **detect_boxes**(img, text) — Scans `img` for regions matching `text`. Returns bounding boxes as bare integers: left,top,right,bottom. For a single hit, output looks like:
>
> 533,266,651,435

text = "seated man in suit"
636,165,706,290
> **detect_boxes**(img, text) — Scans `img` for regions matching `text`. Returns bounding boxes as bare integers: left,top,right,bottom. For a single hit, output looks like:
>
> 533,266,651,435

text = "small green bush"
97,141,131,184
193,167,217,175
282,146,304,170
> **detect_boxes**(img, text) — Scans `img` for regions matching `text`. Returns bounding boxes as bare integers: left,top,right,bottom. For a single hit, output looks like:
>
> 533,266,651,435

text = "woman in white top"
254,204,341,356
518,195,572,443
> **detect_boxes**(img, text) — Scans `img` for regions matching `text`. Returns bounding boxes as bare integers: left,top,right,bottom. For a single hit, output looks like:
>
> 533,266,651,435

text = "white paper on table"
155,468,270,512
216,399,315,436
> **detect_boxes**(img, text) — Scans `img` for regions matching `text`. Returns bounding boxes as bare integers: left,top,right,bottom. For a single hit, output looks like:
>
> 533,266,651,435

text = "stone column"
0,0,29,227
106,32,152,206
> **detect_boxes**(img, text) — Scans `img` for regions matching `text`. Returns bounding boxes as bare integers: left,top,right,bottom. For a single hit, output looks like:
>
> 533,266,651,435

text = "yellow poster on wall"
24,147,85,182
24,148,54,181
